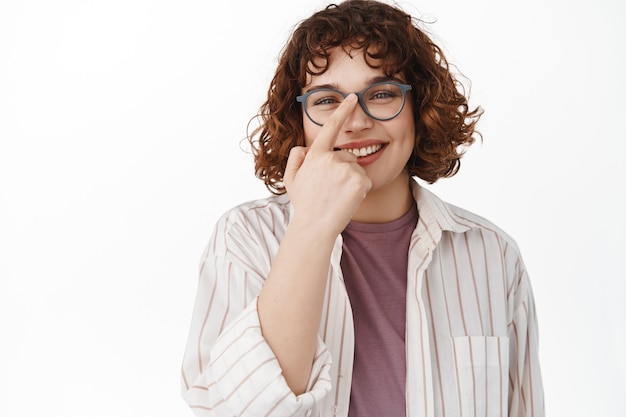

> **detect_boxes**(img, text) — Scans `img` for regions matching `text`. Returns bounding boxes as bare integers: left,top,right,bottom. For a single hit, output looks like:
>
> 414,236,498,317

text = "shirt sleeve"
180,214,333,417
508,259,545,417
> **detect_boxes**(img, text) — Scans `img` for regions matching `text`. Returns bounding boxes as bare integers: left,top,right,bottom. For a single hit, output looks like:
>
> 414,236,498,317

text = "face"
302,47,415,192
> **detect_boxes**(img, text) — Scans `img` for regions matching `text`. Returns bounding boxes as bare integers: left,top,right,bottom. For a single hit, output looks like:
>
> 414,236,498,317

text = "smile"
343,144,384,158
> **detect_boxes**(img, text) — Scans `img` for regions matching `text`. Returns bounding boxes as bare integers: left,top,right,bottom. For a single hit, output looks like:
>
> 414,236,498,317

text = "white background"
1,0,624,416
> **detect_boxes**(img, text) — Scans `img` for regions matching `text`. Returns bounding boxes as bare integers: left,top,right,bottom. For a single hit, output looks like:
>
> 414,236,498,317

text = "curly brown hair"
248,0,482,194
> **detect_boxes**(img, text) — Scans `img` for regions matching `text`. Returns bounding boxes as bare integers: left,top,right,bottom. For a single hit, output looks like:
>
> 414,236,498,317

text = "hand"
284,94,372,237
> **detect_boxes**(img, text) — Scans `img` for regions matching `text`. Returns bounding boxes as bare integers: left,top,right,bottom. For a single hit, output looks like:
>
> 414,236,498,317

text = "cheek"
403,101,416,133
394,109,415,144
402,105,416,143
303,118,320,147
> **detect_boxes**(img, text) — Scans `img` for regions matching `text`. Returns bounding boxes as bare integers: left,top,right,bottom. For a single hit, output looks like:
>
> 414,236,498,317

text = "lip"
334,140,388,166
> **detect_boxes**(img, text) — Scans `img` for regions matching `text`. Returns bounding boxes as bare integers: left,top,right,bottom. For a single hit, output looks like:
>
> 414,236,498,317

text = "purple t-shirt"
340,204,418,417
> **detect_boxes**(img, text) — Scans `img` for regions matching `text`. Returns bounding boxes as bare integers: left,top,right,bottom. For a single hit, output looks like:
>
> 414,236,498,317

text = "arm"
508,264,545,417
181,218,333,416
257,219,338,395
258,94,371,395
182,95,369,414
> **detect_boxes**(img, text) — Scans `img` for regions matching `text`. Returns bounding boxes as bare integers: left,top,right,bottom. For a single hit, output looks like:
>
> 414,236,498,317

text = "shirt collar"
410,179,472,235
282,177,474,244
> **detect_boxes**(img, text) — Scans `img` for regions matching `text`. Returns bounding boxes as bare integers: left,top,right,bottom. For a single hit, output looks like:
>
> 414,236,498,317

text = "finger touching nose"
342,98,374,132
309,93,358,151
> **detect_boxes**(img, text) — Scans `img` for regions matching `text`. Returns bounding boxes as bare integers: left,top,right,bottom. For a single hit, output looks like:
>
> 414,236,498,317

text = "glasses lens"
304,89,345,126
302,83,408,125
361,83,406,120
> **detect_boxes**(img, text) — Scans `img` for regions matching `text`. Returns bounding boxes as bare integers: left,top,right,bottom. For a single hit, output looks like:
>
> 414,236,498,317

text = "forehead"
304,47,385,89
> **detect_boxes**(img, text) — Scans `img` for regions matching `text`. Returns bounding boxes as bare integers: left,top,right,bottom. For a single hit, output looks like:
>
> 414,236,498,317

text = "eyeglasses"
296,81,412,126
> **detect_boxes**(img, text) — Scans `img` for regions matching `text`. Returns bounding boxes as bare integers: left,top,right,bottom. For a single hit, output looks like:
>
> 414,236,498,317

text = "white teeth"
346,144,382,157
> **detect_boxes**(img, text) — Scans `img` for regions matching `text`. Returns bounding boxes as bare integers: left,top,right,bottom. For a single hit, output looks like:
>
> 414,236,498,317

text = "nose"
342,98,374,132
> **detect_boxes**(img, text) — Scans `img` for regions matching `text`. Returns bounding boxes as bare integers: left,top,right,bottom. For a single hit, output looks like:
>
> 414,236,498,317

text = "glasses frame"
296,81,413,126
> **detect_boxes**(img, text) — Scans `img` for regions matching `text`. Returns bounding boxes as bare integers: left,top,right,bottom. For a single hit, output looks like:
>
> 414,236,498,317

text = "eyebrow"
304,75,406,93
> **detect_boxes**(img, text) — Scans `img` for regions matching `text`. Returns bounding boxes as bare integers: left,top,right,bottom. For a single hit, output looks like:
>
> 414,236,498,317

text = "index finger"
309,93,358,151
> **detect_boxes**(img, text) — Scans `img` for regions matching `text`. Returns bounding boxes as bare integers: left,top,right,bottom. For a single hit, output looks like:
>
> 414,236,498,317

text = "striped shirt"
181,180,544,417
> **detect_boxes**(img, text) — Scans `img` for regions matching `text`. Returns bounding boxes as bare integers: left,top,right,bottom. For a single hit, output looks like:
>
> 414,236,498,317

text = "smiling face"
302,47,416,194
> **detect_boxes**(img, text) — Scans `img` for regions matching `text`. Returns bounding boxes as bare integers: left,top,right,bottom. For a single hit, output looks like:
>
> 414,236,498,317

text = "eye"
364,83,404,105
367,88,398,101
313,96,341,106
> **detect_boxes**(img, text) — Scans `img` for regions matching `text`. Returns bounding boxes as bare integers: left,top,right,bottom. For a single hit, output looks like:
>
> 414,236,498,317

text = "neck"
351,171,414,224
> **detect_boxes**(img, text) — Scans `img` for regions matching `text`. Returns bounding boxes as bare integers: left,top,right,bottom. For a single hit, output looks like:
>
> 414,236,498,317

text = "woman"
181,1,544,416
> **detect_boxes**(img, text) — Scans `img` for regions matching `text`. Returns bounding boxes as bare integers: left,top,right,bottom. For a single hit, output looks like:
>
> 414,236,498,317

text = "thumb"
283,146,307,190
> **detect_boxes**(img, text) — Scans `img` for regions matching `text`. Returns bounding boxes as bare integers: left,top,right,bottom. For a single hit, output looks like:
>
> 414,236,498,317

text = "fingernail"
345,93,357,102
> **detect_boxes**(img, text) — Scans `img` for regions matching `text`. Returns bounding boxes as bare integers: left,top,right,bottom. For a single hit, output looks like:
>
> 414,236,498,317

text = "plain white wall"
1,0,624,416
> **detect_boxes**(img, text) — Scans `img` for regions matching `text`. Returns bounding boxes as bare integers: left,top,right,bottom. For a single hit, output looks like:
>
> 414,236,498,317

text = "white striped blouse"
181,180,544,417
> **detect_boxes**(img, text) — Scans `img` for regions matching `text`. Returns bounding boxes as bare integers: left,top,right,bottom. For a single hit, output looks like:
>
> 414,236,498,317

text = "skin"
302,47,416,223
257,47,416,395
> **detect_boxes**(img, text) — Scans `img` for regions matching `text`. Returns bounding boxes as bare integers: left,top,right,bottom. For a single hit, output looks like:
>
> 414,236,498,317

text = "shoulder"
441,201,530,290
445,202,520,251
414,183,522,259
210,194,292,256
219,193,291,226
419,192,534,304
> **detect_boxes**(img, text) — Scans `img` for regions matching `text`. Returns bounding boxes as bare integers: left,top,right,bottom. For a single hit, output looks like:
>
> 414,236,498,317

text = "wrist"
288,214,342,244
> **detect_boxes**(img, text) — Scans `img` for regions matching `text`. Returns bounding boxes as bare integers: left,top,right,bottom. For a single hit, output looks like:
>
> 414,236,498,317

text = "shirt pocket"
451,336,509,417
